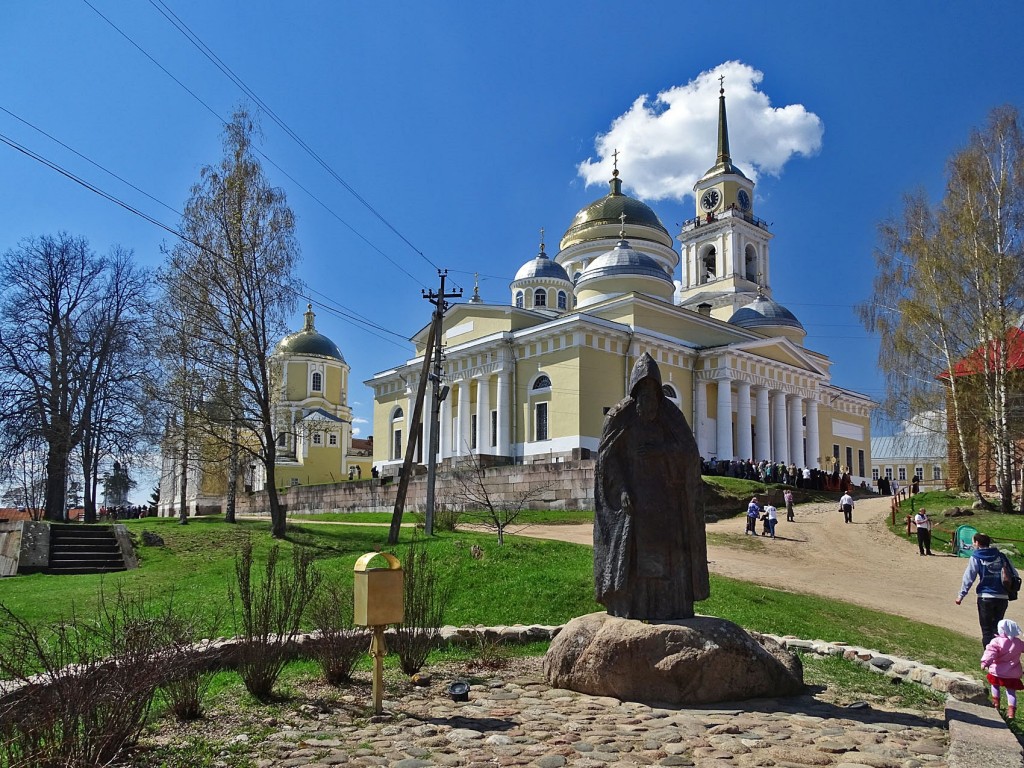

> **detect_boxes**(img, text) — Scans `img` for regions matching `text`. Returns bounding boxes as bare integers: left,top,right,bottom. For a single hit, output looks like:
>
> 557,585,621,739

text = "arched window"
702,247,717,284
534,288,547,307
393,407,404,420
557,291,567,310
515,291,524,308
745,244,758,282
391,407,404,461
662,384,678,400
311,371,322,392
533,375,551,390
573,271,582,283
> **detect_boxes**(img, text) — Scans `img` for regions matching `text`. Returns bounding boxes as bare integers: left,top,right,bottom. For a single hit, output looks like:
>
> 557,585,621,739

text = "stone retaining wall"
235,460,597,516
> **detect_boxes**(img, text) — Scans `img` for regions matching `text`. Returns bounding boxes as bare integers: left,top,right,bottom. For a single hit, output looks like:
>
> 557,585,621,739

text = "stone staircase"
46,524,127,575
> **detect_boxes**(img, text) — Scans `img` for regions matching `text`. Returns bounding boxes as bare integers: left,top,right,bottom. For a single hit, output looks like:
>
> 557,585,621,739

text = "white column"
476,374,491,453
772,390,789,464
421,380,433,463
496,370,511,457
806,397,820,469
754,386,770,462
788,394,804,467
439,391,451,459
694,380,708,457
457,379,472,455
736,382,752,460
716,379,733,460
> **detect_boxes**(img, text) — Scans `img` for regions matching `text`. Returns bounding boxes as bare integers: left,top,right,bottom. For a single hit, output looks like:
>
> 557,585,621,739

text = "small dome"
576,239,674,287
560,173,670,249
514,252,571,282
276,305,345,361
729,296,804,332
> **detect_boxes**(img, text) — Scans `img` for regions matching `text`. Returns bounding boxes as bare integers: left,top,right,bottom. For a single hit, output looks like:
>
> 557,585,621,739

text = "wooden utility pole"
386,315,437,545
423,270,461,536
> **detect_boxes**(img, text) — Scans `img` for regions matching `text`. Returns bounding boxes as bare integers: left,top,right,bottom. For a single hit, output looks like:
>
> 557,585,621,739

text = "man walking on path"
913,508,933,556
839,491,855,524
784,489,795,522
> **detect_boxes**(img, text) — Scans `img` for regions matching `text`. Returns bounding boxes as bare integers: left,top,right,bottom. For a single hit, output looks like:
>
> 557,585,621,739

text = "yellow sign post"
353,551,404,715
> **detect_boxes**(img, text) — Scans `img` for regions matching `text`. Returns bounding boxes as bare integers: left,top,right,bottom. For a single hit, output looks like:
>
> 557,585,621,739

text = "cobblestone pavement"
243,659,948,768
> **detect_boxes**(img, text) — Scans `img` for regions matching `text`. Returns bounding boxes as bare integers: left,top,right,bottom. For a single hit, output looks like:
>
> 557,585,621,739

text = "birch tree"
861,106,1024,512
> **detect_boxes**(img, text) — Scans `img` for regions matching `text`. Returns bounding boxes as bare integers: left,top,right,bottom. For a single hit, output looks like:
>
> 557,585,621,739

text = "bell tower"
677,79,773,321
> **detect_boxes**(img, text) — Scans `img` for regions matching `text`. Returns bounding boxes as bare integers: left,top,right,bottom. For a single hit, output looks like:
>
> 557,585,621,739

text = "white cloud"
353,417,369,424
577,61,823,201
352,427,361,436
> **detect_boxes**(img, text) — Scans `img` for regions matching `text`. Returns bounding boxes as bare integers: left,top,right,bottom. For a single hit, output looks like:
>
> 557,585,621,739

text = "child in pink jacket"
982,619,1024,718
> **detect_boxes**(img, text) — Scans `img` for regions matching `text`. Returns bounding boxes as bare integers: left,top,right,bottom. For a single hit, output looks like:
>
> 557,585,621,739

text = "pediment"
727,337,830,376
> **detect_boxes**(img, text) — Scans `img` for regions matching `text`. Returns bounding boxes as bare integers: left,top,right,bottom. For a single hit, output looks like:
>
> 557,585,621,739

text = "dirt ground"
500,495,991,640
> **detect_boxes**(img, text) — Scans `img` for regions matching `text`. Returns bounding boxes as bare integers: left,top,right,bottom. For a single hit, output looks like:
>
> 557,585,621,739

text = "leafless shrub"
307,586,369,685
0,585,169,767
448,452,552,544
230,540,322,701
155,596,224,721
470,632,511,670
391,538,452,675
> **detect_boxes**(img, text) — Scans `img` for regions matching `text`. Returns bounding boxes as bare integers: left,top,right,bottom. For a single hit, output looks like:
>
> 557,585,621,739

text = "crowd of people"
701,457,854,492
98,505,150,520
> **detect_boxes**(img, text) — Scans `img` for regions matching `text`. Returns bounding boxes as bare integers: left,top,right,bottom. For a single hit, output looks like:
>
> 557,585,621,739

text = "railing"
680,207,770,232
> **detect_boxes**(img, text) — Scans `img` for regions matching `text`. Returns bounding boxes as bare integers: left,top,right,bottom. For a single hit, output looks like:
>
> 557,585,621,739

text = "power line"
78,0,428,291
0,129,409,349
143,0,440,274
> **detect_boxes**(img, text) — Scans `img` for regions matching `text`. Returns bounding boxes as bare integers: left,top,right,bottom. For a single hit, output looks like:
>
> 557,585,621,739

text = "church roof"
575,238,674,288
513,248,571,283
276,305,345,362
560,172,669,248
729,295,804,332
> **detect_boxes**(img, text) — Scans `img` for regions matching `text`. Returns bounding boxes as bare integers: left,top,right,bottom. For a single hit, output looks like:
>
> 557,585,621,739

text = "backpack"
1002,554,1022,601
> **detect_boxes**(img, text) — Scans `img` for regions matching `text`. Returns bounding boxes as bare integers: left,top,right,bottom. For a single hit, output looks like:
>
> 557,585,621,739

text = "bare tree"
447,451,553,545
167,108,301,538
0,235,152,521
0,432,47,520
860,106,1024,512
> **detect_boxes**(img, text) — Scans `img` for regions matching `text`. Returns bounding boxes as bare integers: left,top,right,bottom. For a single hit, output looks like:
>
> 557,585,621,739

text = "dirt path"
499,495,987,640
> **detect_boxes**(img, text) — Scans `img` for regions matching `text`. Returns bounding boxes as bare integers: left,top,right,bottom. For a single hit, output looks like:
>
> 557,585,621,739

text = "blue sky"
3,2,1023,477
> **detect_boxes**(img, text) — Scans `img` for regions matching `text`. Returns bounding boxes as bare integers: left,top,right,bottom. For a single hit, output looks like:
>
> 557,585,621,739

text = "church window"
701,247,717,284
534,288,546,307
933,465,942,480
557,291,567,310
745,244,758,282
885,467,893,480
490,410,497,447
846,447,853,473
914,466,923,481
393,407,404,419
573,271,582,283
392,429,402,460
277,432,286,447
872,468,879,481
533,375,551,390
534,402,548,441
859,450,866,477
898,467,907,481
311,372,322,392
515,291,524,308
471,414,478,450
662,384,678,400
313,432,322,445
329,433,338,446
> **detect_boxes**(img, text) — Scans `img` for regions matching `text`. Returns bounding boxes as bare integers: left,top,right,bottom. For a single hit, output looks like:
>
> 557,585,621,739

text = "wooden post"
370,625,386,715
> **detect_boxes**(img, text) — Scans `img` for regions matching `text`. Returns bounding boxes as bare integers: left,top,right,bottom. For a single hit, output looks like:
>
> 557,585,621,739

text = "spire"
609,148,623,196
539,227,547,258
716,75,732,167
468,272,483,303
303,303,316,332
619,212,627,240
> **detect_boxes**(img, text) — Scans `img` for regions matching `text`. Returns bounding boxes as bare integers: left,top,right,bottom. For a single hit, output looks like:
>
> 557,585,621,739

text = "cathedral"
366,88,874,479
158,305,365,516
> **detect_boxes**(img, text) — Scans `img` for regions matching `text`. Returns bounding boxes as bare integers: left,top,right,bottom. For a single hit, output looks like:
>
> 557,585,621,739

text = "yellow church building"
158,305,362,516
366,88,874,480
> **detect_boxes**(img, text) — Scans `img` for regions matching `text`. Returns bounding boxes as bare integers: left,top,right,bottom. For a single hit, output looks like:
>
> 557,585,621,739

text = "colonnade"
698,378,820,468
430,370,513,460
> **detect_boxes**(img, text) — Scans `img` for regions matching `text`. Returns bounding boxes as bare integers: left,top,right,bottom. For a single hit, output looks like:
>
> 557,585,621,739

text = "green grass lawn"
0,515,986,677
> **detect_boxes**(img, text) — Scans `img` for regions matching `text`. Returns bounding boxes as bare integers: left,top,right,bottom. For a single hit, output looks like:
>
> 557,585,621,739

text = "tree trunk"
177,432,190,526
44,448,67,521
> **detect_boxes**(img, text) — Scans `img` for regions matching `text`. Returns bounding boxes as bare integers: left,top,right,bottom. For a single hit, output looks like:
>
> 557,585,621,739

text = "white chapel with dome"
366,87,873,480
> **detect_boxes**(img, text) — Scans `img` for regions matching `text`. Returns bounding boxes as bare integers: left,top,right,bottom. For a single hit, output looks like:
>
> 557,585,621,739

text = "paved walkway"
245,657,951,768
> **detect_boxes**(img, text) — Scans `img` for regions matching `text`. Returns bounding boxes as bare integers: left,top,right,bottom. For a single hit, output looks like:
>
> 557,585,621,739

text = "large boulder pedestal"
544,612,804,706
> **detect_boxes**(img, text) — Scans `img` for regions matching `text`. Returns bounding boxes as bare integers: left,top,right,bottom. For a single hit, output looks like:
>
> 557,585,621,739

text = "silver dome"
576,239,674,287
729,296,804,331
514,253,571,283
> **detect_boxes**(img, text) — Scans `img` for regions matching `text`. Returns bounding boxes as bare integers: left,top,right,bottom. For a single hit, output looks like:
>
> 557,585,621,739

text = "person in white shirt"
763,504,778,539
839,492,855,524
913,508,933,555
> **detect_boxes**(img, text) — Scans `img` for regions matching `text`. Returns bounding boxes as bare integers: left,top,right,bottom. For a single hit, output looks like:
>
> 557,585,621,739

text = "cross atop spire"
718,74,725,93
619,212,627,239
612,148,620,177
303,303,316,332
